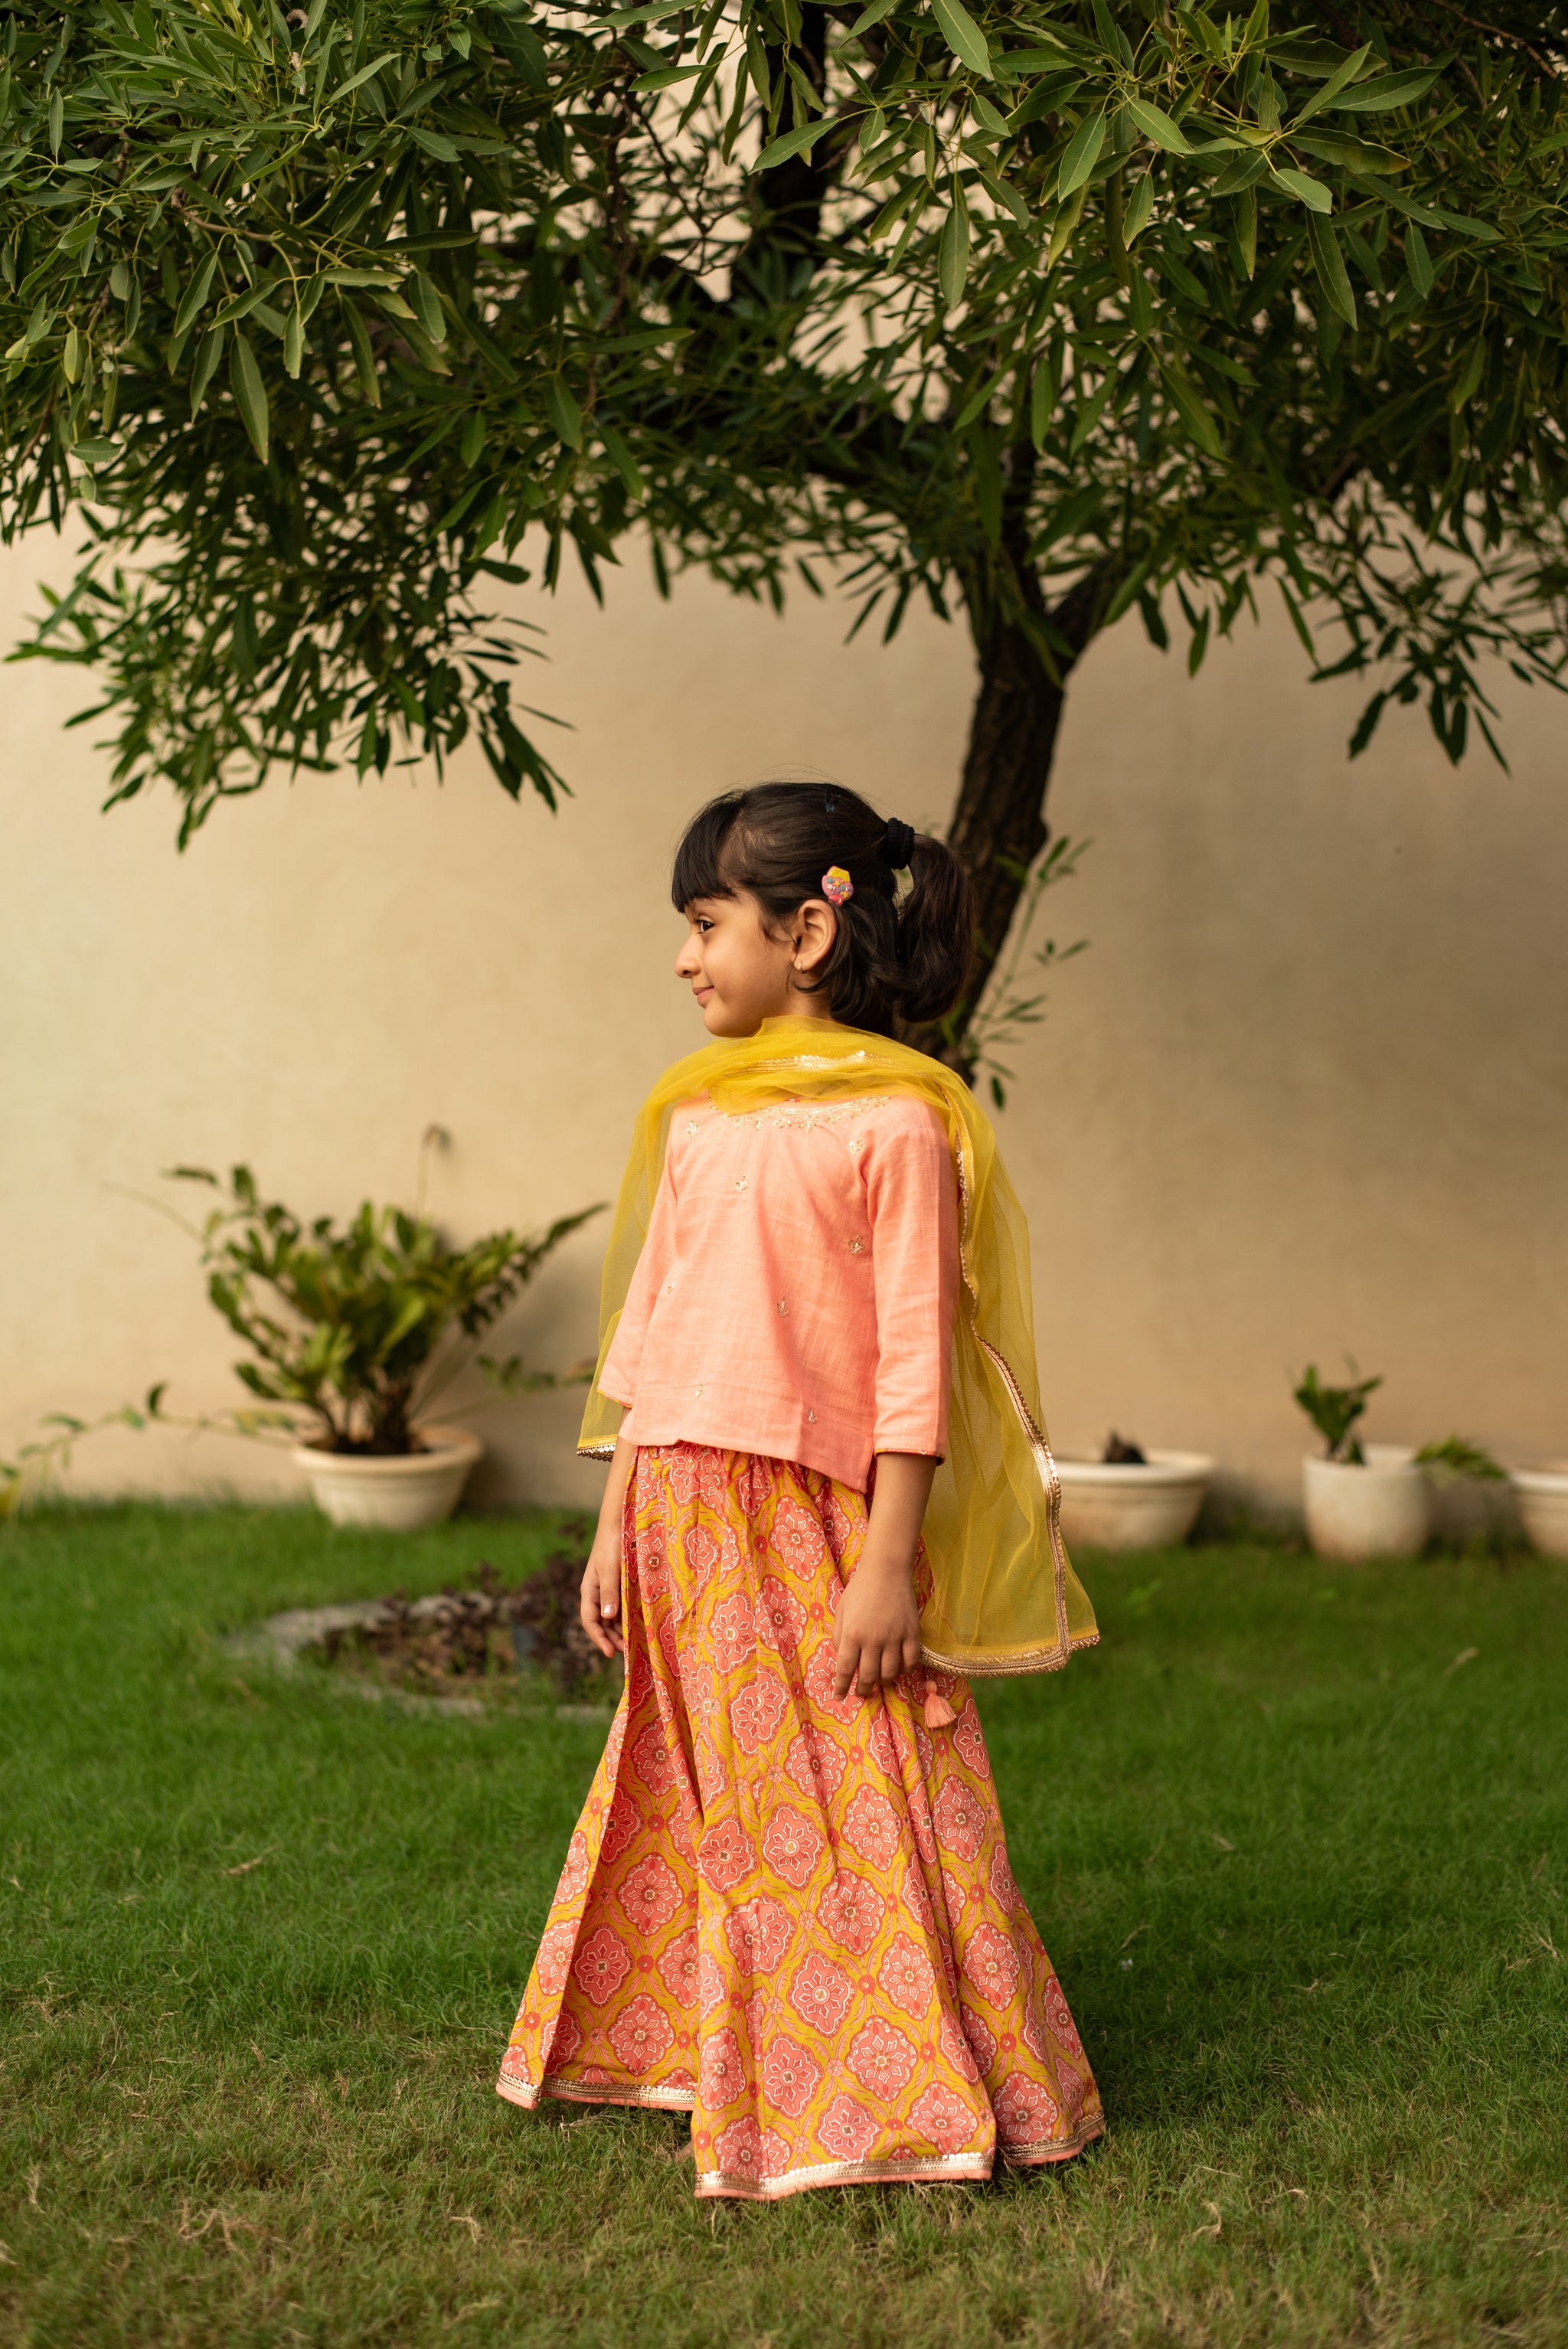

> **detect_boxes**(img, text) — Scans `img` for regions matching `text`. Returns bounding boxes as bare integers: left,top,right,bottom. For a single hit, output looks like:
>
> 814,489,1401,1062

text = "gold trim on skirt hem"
497,2070,697,2112
697,2150,993,2201
999,2119,1106,2166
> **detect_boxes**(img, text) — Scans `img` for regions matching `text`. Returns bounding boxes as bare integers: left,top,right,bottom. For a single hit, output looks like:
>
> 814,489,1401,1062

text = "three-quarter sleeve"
598,1135,680,1411
862,1104,958,1458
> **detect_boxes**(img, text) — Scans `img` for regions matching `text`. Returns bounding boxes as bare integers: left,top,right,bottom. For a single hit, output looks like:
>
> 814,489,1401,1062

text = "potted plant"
1054,1433,1215,1553
1294,1365,1431,1562
168,1162,603,1529
1508,1461,1568,1560
1415,1436,1512,1549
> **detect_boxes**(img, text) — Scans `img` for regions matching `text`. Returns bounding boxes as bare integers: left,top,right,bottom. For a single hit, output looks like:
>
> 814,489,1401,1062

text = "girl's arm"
832,1451,937,1698
580,1424,635,1658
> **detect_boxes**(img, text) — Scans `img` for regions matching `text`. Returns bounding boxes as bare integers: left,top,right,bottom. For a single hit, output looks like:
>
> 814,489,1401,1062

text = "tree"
3,0,1565,1059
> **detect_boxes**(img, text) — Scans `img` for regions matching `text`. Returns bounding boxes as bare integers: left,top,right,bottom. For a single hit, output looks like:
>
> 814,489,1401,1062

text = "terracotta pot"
1302,1443,1431,1563
1054,1449,1215,1553
290,1423,483,1531
1508,1462,1568,1560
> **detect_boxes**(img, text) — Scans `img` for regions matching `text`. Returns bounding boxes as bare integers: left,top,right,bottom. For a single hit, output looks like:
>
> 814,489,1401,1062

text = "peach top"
599,1091,959,1491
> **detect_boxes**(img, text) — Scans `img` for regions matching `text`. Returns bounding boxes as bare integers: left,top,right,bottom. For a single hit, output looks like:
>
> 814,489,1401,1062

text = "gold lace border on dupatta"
914,1118,1096,1678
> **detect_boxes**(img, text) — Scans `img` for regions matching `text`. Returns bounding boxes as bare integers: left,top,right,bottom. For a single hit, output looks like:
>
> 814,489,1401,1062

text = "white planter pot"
1054,1449,1215,1553
1302,1444,1432,1563
290,1423,483,1531
1509,1463,1568,1560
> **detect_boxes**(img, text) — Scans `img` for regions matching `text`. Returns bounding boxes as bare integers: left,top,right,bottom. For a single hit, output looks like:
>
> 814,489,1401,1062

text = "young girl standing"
498,782,1102,2200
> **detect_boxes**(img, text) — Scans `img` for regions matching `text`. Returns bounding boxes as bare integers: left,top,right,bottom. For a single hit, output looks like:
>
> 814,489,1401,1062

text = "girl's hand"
833,1553,921,1698
580,1429,634,1659
832,1450,938,1700
580,1521,626,1658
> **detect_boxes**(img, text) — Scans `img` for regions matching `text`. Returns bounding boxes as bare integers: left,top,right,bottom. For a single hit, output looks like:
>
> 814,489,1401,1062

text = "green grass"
1,1504,1564,2349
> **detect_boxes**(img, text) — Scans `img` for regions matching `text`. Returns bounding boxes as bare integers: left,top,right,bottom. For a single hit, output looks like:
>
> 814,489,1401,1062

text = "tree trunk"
903,564,1108,1070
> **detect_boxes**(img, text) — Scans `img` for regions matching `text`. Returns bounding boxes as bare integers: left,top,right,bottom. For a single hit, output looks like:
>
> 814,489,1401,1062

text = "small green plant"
1415,1436,1508,1482
946,837,1089,1105
0,1388,167,1519
1292,1364,1383,1464
169,1164,603,1454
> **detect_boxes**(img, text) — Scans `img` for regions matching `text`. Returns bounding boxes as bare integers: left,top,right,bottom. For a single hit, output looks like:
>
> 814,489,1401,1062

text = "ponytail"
894,831,975,1026
671,782,976,1037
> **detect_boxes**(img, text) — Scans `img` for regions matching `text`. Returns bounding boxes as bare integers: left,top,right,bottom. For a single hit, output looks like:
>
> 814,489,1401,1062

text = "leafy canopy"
1,0,1564,838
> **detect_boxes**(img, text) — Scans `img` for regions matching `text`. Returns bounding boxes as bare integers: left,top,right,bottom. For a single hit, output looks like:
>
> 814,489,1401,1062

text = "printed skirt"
497,1443,1103,2200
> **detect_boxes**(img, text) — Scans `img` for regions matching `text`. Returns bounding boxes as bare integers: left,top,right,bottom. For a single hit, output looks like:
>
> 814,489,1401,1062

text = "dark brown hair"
671,781,975,1036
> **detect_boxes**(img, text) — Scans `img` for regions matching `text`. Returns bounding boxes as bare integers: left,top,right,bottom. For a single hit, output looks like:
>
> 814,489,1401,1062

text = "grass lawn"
1,1503,1564,2349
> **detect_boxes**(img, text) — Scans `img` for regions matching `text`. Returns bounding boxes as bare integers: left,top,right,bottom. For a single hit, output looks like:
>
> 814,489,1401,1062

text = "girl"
498,782,1102,2200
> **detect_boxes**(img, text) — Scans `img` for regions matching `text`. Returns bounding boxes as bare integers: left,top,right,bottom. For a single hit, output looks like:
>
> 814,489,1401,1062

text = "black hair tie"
880,817,916,871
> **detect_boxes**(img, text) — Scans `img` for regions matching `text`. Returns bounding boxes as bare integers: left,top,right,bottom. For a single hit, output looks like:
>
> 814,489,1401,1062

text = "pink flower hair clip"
821,866,854,906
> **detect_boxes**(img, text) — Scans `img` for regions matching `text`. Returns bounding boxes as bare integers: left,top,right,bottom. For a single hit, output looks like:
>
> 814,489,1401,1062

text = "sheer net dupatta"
579,1017,1098,1680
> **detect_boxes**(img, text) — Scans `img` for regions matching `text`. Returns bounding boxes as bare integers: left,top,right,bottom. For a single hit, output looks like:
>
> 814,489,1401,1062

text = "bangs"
671,794,746,910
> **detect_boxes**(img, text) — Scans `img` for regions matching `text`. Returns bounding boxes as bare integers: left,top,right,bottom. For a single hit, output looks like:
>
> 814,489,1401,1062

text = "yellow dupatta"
579,1016,1098,1680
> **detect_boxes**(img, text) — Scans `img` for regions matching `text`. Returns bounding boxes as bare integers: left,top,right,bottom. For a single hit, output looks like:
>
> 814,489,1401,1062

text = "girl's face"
675,890,838,1037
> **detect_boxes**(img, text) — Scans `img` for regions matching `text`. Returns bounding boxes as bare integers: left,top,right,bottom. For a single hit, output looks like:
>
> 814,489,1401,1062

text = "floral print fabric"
498,1444,1102,2200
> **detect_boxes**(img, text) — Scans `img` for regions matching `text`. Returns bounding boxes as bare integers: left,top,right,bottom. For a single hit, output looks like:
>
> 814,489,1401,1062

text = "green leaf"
1307,212,1357,328
1325,60,1447,113
109,261,132,303
938,185,970,311
954,367,1003,429
931,0,991,80
1233,185,1257,277
632,61,704,91
403,274,446,347
1449,337,1485,413
1069,371,1115,454
283,305,304,378
1271,165,1332,213
190,323,225,414
1124,95,1191,155
849,0,898,30
70,437,117,467
323,51,399,105
1161,364,1222,457
61,325,81,384
1403,221,1432,299
48,87,63,155
1122,168,1155,243
1212,149,1268,196
341,299,381,407
542,376,583,450
173,249,220,341
228,331,270,462
1057,108,1106,199
1292,127,1407,172
598,420,645,500
410,126,460,162
1029,355,1056,449
1289,41,1372,128
755,119,831,170
1047,178,1088,266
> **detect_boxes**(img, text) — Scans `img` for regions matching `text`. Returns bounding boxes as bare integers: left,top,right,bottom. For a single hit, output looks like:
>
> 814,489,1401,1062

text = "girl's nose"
674,930,701,978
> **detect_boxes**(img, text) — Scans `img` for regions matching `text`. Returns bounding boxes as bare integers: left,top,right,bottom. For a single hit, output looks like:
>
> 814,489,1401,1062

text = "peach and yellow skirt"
497,1443,1102,2200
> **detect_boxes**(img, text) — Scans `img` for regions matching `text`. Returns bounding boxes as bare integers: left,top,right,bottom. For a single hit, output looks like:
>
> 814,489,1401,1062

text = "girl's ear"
792,898,838,973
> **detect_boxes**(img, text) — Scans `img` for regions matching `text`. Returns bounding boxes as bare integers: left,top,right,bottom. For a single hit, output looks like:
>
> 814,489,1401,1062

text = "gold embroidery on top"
720,1095,891,1135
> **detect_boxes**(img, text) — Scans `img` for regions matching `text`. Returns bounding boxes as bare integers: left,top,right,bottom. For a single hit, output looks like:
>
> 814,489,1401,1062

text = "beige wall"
4,528,1565,1515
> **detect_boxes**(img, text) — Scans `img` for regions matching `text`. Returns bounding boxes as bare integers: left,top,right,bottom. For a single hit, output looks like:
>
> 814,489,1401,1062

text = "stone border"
224,1602,614,1723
